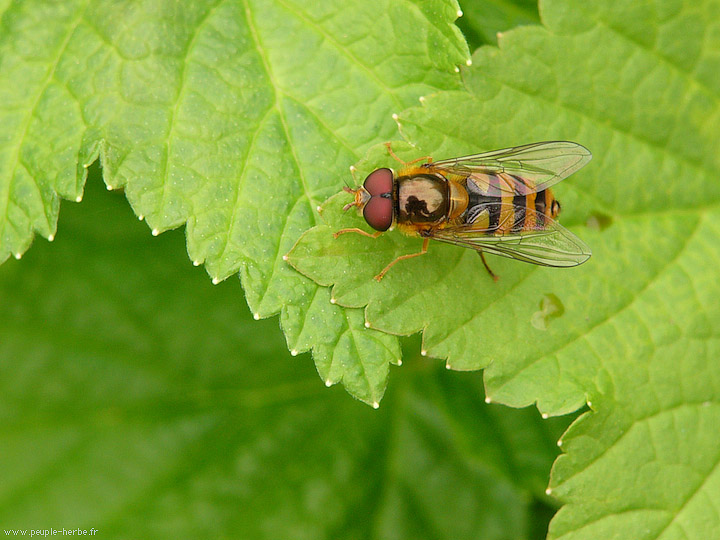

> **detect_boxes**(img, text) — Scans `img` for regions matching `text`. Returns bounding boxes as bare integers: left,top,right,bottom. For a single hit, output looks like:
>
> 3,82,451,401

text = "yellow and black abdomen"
531,189,561,228
465,173,560,234
510,189,559,232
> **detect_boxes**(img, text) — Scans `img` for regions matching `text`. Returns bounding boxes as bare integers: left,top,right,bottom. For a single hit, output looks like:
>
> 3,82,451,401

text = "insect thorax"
396,174,449,225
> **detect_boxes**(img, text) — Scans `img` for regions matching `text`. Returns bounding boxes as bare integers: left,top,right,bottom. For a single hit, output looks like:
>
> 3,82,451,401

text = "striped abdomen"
464,173,561,234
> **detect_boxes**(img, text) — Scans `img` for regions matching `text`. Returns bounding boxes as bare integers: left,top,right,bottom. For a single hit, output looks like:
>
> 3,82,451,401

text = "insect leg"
334,228,383,239
384,142,432,167
374,237,430,281
479,251,499,282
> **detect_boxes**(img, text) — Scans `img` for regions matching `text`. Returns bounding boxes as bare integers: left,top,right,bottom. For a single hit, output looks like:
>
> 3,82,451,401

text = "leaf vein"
0,2,89,252
273,0,406,112
555,401,720,499
157,0,225,227
214,105,275,272
597,18,720,105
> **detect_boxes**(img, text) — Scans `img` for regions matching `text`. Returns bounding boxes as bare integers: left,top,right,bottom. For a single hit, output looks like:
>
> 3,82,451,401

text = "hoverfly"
336,141,592,281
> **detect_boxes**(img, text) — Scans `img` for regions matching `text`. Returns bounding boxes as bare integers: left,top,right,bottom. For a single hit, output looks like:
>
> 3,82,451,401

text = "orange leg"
480,251,499,282
334,228,383,239
384,142,432,167
375,237,430,281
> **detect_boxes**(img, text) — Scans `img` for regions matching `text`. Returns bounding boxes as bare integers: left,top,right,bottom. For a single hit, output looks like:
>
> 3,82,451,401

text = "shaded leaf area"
0,173,569,539
0,0,469,404
456,0,539,48
289,0,720,536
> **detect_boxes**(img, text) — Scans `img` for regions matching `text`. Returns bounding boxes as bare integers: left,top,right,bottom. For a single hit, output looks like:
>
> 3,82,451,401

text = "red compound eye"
363,196,393,231
363,168,393,197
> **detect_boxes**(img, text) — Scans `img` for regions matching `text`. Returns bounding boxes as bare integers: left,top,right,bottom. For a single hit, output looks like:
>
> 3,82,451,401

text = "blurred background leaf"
456,0,539,48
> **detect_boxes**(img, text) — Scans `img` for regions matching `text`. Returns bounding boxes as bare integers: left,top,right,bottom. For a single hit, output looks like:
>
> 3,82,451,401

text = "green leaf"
0,171,568,538
0,0,468,404
289,0,720,535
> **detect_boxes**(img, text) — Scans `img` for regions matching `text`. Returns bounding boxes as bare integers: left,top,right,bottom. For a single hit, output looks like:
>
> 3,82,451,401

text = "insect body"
337,141,592,281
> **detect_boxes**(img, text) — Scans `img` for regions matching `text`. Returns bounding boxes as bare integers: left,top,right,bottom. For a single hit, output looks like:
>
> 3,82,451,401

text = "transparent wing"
425,141,591,197
429,202,591,267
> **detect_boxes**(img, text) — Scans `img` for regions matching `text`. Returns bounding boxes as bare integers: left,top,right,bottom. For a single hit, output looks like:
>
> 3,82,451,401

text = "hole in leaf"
586,212,612,231
531,293,565,330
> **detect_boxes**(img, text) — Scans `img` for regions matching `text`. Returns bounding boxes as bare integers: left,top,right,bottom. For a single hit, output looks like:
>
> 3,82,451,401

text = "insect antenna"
341,167,358,211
